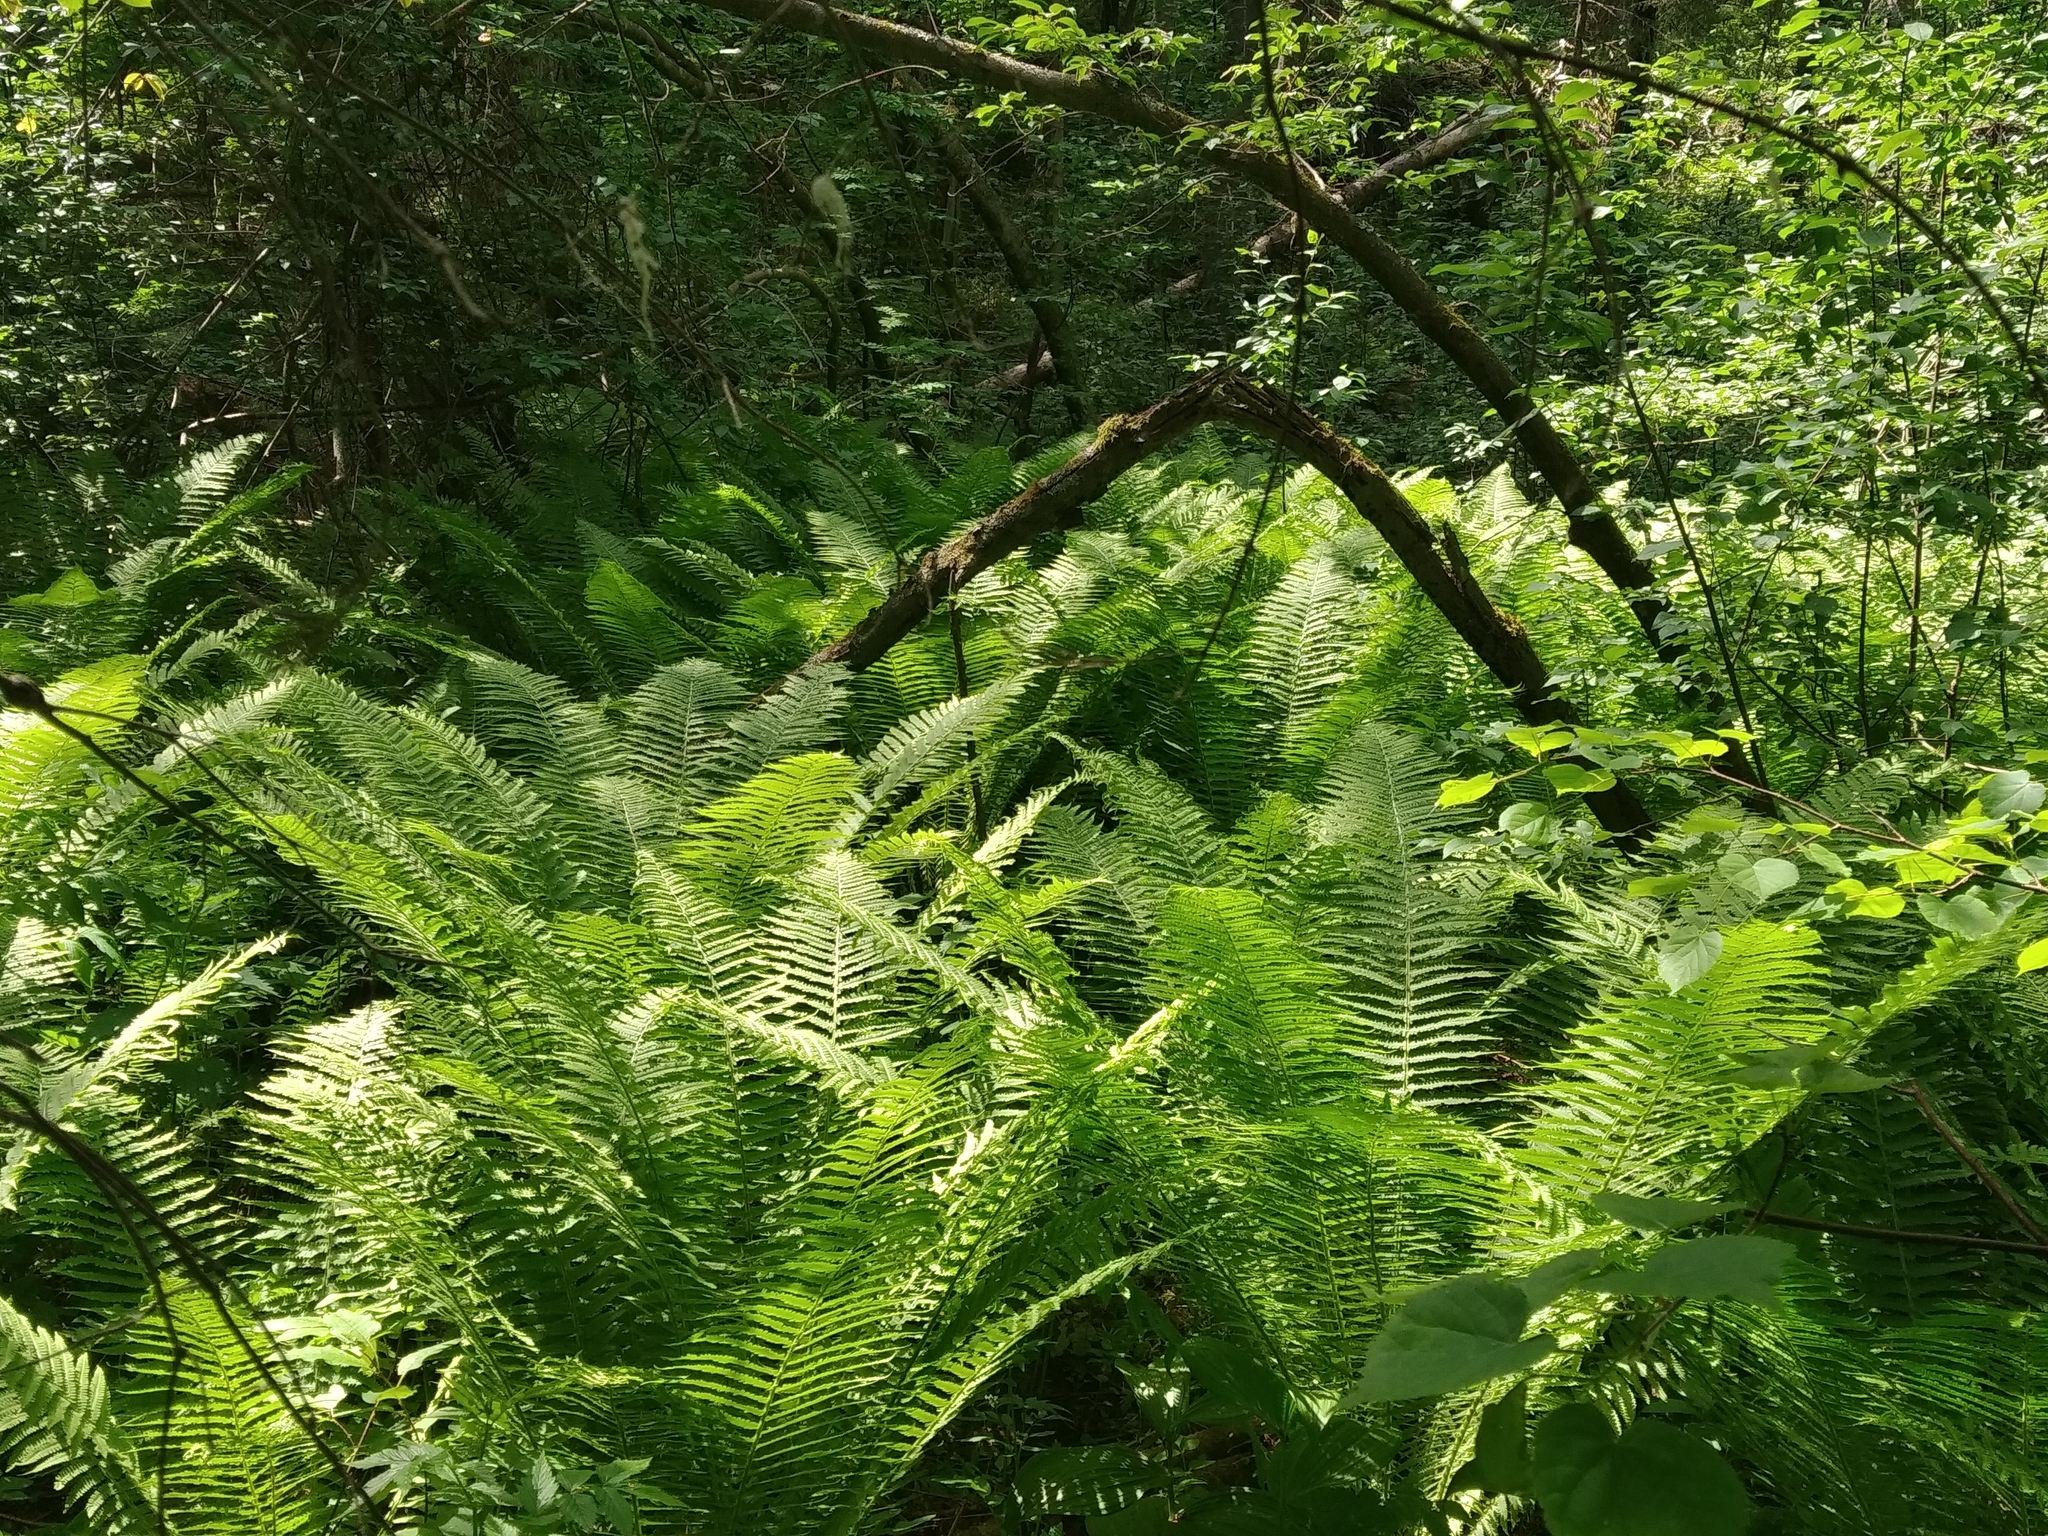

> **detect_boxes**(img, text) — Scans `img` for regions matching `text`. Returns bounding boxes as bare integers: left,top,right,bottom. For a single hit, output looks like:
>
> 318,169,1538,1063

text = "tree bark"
797,367,1649,835
1181,103,1515,287
935,129,1091,426
685,0,1672,657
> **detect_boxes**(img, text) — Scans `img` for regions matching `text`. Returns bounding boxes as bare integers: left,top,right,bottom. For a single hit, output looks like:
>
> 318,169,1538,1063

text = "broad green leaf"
1733,1045,1886,1093
1088,1497,1173,1536
1627,873,1694,899
1916,893,2002,939
1590,1193,1734,1231
1851,886,1905,918
1751,857,1800,898
1476,1384,1533,1494
1014,1447,1153,1518
1454,1383,1534,1494
1657,928,1723,993
1678,808,1743,835
1519,1250,1608,1310
1589,1236,1793,1305
2020,937,2048,975
1504,726,1577,758
1802,843,1849,876
1182,1338,1295,1428
1555,79,1603,105
1343,1276,1554,1404
1544,763,1617,796
1532,1406,1749,1536
1436,772,1497,807
1979,770,2045,819
1501,802,1561,845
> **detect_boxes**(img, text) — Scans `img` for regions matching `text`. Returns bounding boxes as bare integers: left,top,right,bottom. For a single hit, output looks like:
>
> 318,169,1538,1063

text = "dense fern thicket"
0,416,2044,1535
8,0,2048,1531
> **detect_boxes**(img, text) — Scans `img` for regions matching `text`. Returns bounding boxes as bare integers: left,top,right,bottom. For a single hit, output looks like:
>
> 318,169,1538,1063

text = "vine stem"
1897,1079,2048,1245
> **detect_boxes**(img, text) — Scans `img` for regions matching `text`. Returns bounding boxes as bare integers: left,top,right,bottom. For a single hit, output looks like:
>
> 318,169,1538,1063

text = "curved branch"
936,127,1091,425
795,368,1649,834
687,0,1673,655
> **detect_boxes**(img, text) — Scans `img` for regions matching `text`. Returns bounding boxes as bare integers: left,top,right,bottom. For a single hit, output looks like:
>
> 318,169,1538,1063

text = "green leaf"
8,568,100,609
1518,1250,1609,1310
1851,886,1905,918
1543,763,1617,796
1532,1406,1749,1536
1916,893,2003,940
1343,1277,1554,1404
1588,1236,1793,1305
1802,842,1849,876
2019,936,2048,975
1627,874,1695,899
1657,929,1724,993
1751,857,1800,898
1678,808,1744,835
1014,1447,1154,1518
1732,1044,1883,1092
1500,802,1562,845
1504,726,1577,758
1455,1383,1534,1494
1182,1338,1295,1428
1088,1497,1173,1536
1436,772,1497,807
1590,1193,1734,1231
1979,769,2045,819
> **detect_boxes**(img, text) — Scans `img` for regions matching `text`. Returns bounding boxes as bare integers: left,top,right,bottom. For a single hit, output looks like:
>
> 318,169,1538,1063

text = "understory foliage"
7,0,2048,1530
0,419,2044,1536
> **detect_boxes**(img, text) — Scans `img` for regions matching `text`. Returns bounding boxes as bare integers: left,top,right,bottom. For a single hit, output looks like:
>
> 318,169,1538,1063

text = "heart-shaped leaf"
1657,929,1724,993
1532,1406,1749,1536
1341,1276,1554,1405
1980,769,2045,819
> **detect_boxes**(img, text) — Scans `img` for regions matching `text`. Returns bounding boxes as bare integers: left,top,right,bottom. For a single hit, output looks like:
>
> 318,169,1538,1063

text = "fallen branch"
688,0,1674,653
795,367,1649,834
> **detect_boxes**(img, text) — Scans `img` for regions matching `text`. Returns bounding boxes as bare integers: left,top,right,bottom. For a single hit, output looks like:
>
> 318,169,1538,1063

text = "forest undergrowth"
6,0,2048,1532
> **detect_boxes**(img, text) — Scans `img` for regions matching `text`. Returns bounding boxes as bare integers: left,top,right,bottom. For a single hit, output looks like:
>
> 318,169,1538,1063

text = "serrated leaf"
1657,929,1724,992
1980,769,2045,819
